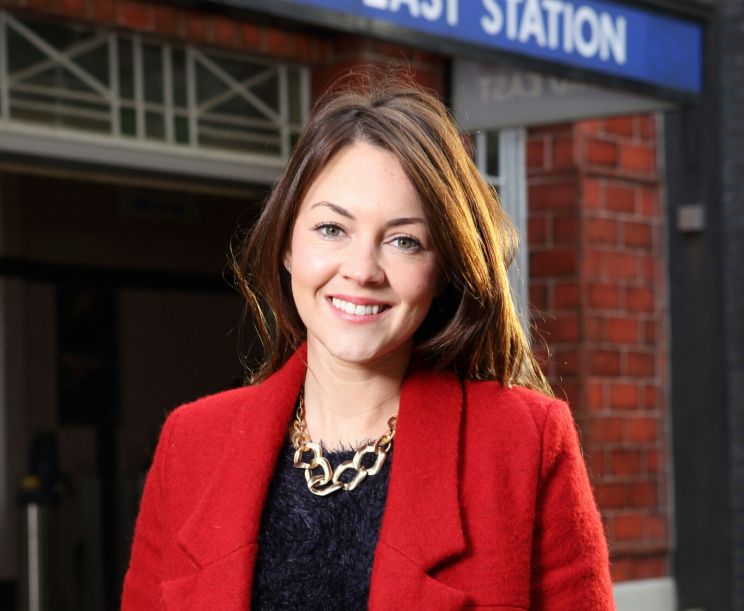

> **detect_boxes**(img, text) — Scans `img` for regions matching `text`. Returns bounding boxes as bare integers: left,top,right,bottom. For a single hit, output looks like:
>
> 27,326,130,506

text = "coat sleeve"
121,411,178,610
530,399,615,610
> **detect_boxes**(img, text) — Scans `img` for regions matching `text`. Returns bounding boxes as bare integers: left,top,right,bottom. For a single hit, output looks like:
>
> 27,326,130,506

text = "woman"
122,75,614,610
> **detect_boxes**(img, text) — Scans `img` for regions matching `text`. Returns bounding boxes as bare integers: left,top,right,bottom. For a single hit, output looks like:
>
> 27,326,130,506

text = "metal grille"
0,10,308,162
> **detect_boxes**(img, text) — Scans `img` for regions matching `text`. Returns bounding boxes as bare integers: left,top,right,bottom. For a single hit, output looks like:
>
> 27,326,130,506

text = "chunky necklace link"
290,391,397,496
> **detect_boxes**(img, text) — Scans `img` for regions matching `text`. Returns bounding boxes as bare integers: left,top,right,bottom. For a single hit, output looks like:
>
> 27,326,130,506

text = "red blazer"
122,347,614,610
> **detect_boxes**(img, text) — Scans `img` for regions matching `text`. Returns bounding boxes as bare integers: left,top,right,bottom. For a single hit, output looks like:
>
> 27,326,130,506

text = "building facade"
0,0,738,610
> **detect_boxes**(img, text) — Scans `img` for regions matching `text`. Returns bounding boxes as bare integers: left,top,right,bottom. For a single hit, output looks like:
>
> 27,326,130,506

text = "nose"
341,239,385,285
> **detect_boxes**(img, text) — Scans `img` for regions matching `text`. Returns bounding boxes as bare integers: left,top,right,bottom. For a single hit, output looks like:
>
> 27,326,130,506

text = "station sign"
454,60,671,129
243,0,704,96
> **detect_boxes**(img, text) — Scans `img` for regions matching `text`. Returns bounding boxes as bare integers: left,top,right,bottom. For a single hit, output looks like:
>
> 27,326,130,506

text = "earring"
284,262,291,273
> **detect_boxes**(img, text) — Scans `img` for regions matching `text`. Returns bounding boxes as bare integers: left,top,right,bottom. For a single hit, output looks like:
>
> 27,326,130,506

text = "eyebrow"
310,201,425,228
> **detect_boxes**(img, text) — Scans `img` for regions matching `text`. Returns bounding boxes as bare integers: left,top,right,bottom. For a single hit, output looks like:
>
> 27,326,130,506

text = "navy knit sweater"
251,443,392,610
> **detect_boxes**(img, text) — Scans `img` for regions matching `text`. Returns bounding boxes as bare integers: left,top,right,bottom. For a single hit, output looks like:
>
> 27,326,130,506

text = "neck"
301,341,411,450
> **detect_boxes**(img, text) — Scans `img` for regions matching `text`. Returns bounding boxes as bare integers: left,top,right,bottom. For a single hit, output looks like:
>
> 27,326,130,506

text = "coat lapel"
164,349,468,610
369,363,468,609
166,346,307,609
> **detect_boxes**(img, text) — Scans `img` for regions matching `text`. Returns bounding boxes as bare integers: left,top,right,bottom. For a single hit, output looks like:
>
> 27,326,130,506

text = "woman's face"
285,141,439,368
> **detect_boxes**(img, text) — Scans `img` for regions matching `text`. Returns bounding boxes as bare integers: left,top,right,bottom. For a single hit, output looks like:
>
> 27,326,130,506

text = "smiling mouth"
330,297,389,316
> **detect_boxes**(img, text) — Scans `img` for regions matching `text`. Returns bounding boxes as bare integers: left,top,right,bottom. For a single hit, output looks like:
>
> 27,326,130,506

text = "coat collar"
173,345,466,604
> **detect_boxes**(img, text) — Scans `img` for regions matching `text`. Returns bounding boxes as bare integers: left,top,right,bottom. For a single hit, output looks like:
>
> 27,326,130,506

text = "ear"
283,251,292,274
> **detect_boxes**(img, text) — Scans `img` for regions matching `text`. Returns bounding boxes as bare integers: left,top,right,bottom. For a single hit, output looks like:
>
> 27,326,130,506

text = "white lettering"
505,0,523,39
420,0,442,21
363,0,389,8
562,2,574,53
446,0,458,26
600,13,627,64
481,0,504,35
541,0,564,49
518,0,546,45
573,6,599,58
390,0,420,17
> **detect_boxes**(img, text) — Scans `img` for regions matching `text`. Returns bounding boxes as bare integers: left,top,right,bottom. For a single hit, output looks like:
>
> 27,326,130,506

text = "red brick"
611,558,635,582
528,217,547,245
595,482,629,508
240,23,260,48
185,12,207,41
646,449,661,473
529,283,548,311
630,481,658,506
624,221,653,248
529,181,578,211
211,16,238,47
554,350,578,375
621,143,656,174
552,216,576,244
530,250,576,277
587,138,618,167
611,450,642,476
606,317,639,343
118,1,153,30
552,137,575,170
638,115,656,141
606,183,636,213
589,283,620,309
90,0,116,21
585,316,602,341
527,138,545,169
587,449,606,474
614,513,644,539
152,6,179,37
625,417,658,443
292,34,313,59
582,178,602,207
559,381,580,409
61,0,86,14
639,188,659,216
587,380,605,411
634,555,666,579
643,385,659,411
604,116,634,137
626,287,654,312
610,382,640,409
643,320,657,345
601,251,638,279
627,351,655,376
554,281,579,309
645,514,667,540
589,350,621,375
586,218,618,244
543,315,579,342
530,123,572,136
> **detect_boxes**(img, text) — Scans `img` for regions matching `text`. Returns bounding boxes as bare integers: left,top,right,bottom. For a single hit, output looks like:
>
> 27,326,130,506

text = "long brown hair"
232,71,552,395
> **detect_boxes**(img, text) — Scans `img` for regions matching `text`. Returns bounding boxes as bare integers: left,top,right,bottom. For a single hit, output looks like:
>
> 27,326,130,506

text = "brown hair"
232,71,552,396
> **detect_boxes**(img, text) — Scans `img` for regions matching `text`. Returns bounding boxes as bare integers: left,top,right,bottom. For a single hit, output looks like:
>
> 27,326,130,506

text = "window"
471,128,529,329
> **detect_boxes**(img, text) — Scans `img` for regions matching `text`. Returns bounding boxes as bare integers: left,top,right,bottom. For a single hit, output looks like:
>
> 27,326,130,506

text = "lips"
330,296,389,316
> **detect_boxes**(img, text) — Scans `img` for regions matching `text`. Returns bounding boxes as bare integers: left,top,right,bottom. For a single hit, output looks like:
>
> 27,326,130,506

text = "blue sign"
278,0,703,95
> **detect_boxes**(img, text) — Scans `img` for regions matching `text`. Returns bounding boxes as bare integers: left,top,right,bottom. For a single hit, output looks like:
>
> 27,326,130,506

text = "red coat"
122,347,614,610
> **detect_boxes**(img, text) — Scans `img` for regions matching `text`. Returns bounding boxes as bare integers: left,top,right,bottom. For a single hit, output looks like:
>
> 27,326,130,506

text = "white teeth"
331,298,384,316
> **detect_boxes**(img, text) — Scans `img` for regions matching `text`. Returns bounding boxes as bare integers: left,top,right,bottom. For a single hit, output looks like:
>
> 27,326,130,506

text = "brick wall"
528,116,671,581
2,0,669,585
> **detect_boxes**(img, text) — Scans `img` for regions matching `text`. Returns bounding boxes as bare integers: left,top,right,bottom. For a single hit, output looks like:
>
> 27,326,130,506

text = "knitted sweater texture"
252,443,392,610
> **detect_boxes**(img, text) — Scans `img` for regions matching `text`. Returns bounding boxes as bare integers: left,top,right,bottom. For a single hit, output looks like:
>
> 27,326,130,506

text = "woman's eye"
316,224,343,238
391,236,422,252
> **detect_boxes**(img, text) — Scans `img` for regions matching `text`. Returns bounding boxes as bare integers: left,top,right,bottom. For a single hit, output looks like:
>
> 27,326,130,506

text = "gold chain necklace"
290,390,397,496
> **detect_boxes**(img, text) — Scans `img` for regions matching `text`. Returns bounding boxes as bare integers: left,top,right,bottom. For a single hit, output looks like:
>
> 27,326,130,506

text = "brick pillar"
312,34,447,99
528,115,670,582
